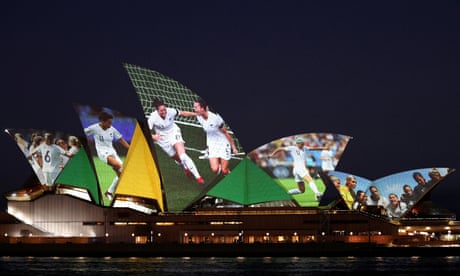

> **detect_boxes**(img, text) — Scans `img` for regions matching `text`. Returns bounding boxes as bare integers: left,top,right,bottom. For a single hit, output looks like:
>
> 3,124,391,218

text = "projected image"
247,133,351,207
326,171,372,210
327,168,452,219
75,104,135,206
6,128,81,192
124,64,245,211
370,168,452,219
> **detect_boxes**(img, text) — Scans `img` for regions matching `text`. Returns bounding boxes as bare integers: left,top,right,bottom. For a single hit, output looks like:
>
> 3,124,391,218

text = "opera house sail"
0,64,458,251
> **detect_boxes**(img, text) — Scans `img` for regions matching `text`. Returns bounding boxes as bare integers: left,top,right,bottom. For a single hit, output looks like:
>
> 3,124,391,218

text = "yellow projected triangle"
116,123,164,211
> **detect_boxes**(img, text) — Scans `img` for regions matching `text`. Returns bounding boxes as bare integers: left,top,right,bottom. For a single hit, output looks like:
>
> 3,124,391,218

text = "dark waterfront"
1,256,460,275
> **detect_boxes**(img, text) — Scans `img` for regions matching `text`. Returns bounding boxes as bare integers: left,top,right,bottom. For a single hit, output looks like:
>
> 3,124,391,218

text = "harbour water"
1,256,460,275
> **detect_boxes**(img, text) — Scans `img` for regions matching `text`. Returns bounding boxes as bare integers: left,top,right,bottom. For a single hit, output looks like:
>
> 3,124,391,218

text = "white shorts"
156,125,185,157
208,140,231,160
98,148,122,165
293,165,309,183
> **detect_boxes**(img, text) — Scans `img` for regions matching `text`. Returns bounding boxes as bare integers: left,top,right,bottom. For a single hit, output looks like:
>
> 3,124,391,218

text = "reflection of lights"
425,227,431,230
155,222,174,226
105,233,109,237
211,233,214,237
293,232,297,236
266,232,270,236
378,232,382,235
4,233,7,237
184,233,188,237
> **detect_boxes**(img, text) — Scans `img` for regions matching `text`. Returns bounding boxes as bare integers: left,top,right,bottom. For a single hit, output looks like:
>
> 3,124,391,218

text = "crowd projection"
6,128,82,193
327,167,453,218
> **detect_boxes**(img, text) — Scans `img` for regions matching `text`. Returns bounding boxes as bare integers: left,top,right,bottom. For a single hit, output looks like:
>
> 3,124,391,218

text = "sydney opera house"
1,64,459,252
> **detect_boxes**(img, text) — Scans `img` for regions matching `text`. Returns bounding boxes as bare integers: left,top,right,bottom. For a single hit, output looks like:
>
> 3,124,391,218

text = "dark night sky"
1,1,459,214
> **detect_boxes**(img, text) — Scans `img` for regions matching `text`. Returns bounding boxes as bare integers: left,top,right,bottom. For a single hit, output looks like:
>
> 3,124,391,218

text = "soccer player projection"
247,133,352,207
5,128,82,192
74,104,137,206
124,64,245,211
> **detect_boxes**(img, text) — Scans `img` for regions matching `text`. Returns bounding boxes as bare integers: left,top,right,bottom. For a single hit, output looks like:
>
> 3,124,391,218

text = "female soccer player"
84,111,130,200
148,98,204,185
193,98,238,176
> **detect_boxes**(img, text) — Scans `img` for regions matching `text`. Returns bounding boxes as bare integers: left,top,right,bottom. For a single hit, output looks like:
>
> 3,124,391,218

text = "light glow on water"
1,256,460,274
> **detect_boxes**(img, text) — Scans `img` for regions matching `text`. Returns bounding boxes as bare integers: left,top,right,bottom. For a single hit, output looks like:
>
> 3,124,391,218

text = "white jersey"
28,144,46,184
386,201,408,218
196,112,231,160
147,108,179,134
320,149,335,171
285,145,311,182
84,123,122,162
285,145,308,169
367,196,388,207
147,108,185,157
34,143,65,173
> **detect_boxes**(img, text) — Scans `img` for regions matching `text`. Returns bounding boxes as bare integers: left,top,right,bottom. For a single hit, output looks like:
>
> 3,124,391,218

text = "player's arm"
27,144,41,159
306,146,328,151
220,125,238,154
269,147,286,158
56,145,69,157
178,110,198,117
83,125,94,136
151,133,161,142
117,137,130,149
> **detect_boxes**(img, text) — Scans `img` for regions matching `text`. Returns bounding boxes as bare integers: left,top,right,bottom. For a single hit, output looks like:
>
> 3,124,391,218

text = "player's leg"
43,172,53,191
302,172,323,200
171,152,191,175
105,155,123,200
174,142,203,184
220,159,231,175
208,157,221,174
215,142,231,175
297,181,306,193
288,181,304,195
107,155,123,177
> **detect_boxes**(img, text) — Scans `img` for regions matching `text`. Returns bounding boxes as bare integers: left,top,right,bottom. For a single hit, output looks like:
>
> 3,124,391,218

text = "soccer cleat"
316,192,323,201
104,191,113,200
196,177,205,185
288,188,303,195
